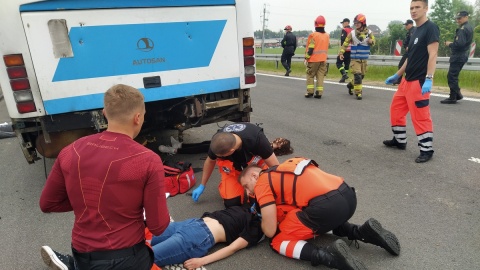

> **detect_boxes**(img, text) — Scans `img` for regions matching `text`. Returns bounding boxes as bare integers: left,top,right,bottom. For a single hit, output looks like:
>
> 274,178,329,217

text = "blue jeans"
150,218,215,266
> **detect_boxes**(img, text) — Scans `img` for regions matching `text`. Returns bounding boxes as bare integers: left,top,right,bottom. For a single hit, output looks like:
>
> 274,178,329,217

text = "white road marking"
257,73,480,102
468,157,480,164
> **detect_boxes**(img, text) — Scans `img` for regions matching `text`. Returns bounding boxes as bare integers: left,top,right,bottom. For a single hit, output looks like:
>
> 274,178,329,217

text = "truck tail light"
7,67,28,79
3,54,24,67
242,37,256,84
17,102,37,114
10,79,31,91
3,54,36,113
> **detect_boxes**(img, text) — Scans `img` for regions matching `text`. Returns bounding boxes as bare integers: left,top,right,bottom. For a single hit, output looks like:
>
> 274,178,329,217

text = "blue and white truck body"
0,0,256,163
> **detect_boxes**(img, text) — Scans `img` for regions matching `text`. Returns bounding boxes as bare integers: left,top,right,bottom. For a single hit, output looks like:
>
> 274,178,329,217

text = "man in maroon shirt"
39,84,170,270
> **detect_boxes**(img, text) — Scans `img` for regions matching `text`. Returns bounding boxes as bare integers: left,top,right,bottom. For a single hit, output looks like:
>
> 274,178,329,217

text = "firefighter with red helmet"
304,15,329,99
240,157,400,269
339,13,375,100
281,25,297,76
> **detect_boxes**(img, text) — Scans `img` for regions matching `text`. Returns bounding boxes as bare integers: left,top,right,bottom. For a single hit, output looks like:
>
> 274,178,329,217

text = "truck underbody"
14,88,251,163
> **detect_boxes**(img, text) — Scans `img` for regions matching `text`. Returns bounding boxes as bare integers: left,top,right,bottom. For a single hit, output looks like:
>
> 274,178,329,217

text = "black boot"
339,70,349,83
456,90,463,100
311,240,367,270
440,97,457,104
383,137,406,150
347,82,353,95
285,69,291,76
357,218,401,256
415,151,433,163
441,92,457,104
314,91,322,99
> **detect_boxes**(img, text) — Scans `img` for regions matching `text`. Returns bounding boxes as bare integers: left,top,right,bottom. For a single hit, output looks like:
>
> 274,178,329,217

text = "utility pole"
261,3,268,54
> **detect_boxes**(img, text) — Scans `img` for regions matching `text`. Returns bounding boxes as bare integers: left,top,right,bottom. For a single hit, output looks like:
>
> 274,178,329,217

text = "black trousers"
447,61,466,95
336,51,351,71
72,241,153,270
397,53,408,69
297,182,357,234
281,52,294,71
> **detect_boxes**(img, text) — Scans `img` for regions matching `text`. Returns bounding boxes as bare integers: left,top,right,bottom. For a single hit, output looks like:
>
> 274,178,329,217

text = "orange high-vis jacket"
305,32,329,62
254,157,343,209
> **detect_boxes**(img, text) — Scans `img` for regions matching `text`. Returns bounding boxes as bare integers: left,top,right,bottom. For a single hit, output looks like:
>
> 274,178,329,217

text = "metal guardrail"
256,54,480,71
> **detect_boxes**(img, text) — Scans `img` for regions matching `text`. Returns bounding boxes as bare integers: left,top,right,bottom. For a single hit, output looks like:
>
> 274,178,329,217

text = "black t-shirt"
202,206,263,247
405,20,439,81
208,123,273,171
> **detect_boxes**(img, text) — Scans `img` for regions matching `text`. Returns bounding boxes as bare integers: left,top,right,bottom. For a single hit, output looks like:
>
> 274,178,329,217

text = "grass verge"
256,60,480,94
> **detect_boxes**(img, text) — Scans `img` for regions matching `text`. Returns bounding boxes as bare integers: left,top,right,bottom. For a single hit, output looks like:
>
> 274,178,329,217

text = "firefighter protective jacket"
305,32,329,62
448,21,474,63
281,31,297,55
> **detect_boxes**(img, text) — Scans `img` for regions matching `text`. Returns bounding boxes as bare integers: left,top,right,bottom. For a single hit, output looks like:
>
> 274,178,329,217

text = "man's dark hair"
412,0,428,4
211,132,236,156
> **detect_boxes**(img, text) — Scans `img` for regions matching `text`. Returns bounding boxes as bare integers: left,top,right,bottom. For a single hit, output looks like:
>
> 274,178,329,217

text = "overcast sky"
248,0,476,33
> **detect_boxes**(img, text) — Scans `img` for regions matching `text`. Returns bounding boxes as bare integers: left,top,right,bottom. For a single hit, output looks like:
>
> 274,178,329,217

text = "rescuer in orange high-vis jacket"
304,15,330,99
240,157,401,270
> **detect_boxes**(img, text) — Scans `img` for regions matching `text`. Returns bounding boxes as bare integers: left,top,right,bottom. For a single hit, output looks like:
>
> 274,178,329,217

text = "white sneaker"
170,136,183,149
40,246,74,270
159,145,177,154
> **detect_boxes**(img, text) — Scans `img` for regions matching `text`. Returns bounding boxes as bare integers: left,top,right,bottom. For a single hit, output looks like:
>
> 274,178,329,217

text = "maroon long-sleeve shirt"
40,131,170,252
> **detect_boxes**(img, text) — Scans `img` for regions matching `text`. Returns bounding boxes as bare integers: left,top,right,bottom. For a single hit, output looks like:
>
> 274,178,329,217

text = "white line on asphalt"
258,73,480,103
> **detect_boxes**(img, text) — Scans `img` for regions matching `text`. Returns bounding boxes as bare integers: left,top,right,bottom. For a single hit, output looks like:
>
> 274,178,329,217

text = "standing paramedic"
39,84,170,270
240,157,400,270
304,15,329,99
385,0,439,163
336,18,352,83
441,11,473,104
339,13,375,100
281,25,297,76
191,122,279,208
393,19,415,85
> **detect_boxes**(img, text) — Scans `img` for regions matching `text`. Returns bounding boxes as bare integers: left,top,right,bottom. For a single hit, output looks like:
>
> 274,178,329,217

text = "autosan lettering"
132,58,166,65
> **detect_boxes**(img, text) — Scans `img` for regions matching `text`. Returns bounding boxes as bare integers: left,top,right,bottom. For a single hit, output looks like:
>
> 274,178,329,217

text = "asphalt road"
0,74,479,270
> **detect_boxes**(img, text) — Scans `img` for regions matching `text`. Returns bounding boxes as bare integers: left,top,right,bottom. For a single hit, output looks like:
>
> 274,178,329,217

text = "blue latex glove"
192,184,205,202
385,74,400,85
422,78,432,95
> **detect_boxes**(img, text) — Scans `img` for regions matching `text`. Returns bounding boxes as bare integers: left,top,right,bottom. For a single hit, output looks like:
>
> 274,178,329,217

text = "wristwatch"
426,74,434,79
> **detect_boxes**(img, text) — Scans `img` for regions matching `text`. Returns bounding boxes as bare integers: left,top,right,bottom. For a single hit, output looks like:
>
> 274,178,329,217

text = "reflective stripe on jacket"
350,29,373,60
305,32,329,62
256,157,343,208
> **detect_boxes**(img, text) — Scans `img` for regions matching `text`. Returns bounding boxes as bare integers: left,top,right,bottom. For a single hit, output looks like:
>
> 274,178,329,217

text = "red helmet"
314,16,326,27
284,25,292,31
354,13,367,25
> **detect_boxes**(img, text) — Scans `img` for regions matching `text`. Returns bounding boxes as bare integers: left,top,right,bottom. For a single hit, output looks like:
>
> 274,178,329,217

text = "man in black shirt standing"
385,0,439,163
281,25,297,76
441,11,474,104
